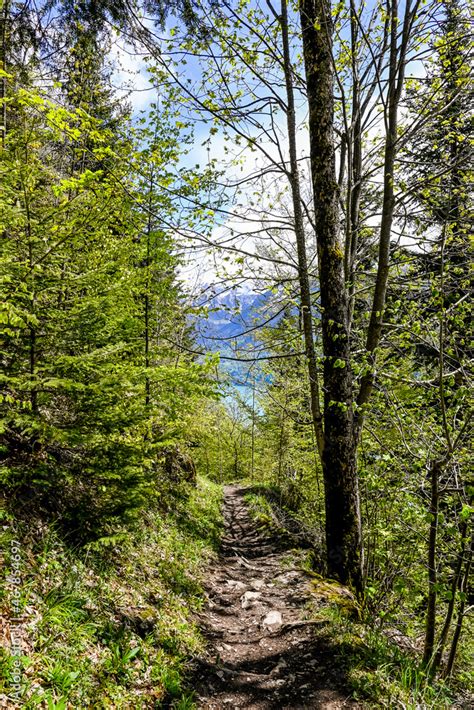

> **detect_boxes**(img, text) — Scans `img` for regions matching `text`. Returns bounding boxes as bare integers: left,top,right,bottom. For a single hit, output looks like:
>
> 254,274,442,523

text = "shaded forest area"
1,0,472,707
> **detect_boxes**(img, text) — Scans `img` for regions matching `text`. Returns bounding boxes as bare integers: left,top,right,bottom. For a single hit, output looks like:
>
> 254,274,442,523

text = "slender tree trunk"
277,392,287,488
299,0,362,592
144,172,155,408
444,536,473,677
346,4,362,331
23,170,37,415
423,459,441,667
251,370,256,480
355,0,417,425
0,0,8,149
277,419,284,486
432,520,468,673
234,441,239,478
280,0,324,461
144,234,150,407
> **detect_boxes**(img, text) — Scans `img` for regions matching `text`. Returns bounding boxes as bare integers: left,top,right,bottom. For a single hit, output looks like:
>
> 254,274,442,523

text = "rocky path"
193,486,359,709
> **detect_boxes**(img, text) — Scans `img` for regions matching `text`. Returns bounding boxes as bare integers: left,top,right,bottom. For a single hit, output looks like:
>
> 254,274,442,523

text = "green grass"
308,603,457,709
1,476,223,708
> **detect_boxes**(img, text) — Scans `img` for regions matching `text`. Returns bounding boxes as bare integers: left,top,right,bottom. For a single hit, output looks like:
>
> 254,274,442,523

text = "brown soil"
192,485,360,709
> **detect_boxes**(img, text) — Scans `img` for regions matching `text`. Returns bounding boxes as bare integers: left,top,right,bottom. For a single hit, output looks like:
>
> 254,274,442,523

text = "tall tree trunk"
299,0,362,592
345,3,362,331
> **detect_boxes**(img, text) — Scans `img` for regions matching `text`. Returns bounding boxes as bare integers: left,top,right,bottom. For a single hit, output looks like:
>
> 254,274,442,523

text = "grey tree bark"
299,0,363,592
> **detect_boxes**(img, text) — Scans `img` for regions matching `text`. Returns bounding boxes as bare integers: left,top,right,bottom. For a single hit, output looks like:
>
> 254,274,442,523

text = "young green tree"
1,51,216,538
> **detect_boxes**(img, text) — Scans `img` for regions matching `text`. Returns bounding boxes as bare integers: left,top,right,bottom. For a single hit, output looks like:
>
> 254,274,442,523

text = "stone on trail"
227,579,246,590
241,590,261,608
262,609,282,627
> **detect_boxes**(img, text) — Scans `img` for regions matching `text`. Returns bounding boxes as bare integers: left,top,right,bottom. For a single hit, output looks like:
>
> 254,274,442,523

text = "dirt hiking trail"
193,485,360,709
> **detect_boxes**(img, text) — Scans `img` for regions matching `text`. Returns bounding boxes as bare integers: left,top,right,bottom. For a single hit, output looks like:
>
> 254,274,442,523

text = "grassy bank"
1,477,223,708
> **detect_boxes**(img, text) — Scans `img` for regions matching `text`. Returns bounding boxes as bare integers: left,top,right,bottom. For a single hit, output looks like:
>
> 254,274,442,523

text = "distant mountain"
192,288,278,395
196,289,274,346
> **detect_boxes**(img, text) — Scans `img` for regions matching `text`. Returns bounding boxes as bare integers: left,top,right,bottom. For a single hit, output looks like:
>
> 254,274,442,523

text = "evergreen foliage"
1,28,215,538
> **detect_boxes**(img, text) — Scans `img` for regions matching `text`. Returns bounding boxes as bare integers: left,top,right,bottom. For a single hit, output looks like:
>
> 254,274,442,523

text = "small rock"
250,578,265,590
241,590,261,608
262,610,282,627
242,590,261,601
227,579,246,590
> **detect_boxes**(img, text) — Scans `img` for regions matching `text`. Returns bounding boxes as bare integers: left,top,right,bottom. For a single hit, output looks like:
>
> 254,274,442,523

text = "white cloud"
110,38,153,112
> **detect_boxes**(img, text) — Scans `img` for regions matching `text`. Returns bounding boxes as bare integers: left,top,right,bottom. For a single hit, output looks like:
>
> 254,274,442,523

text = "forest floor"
192,485,360,709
